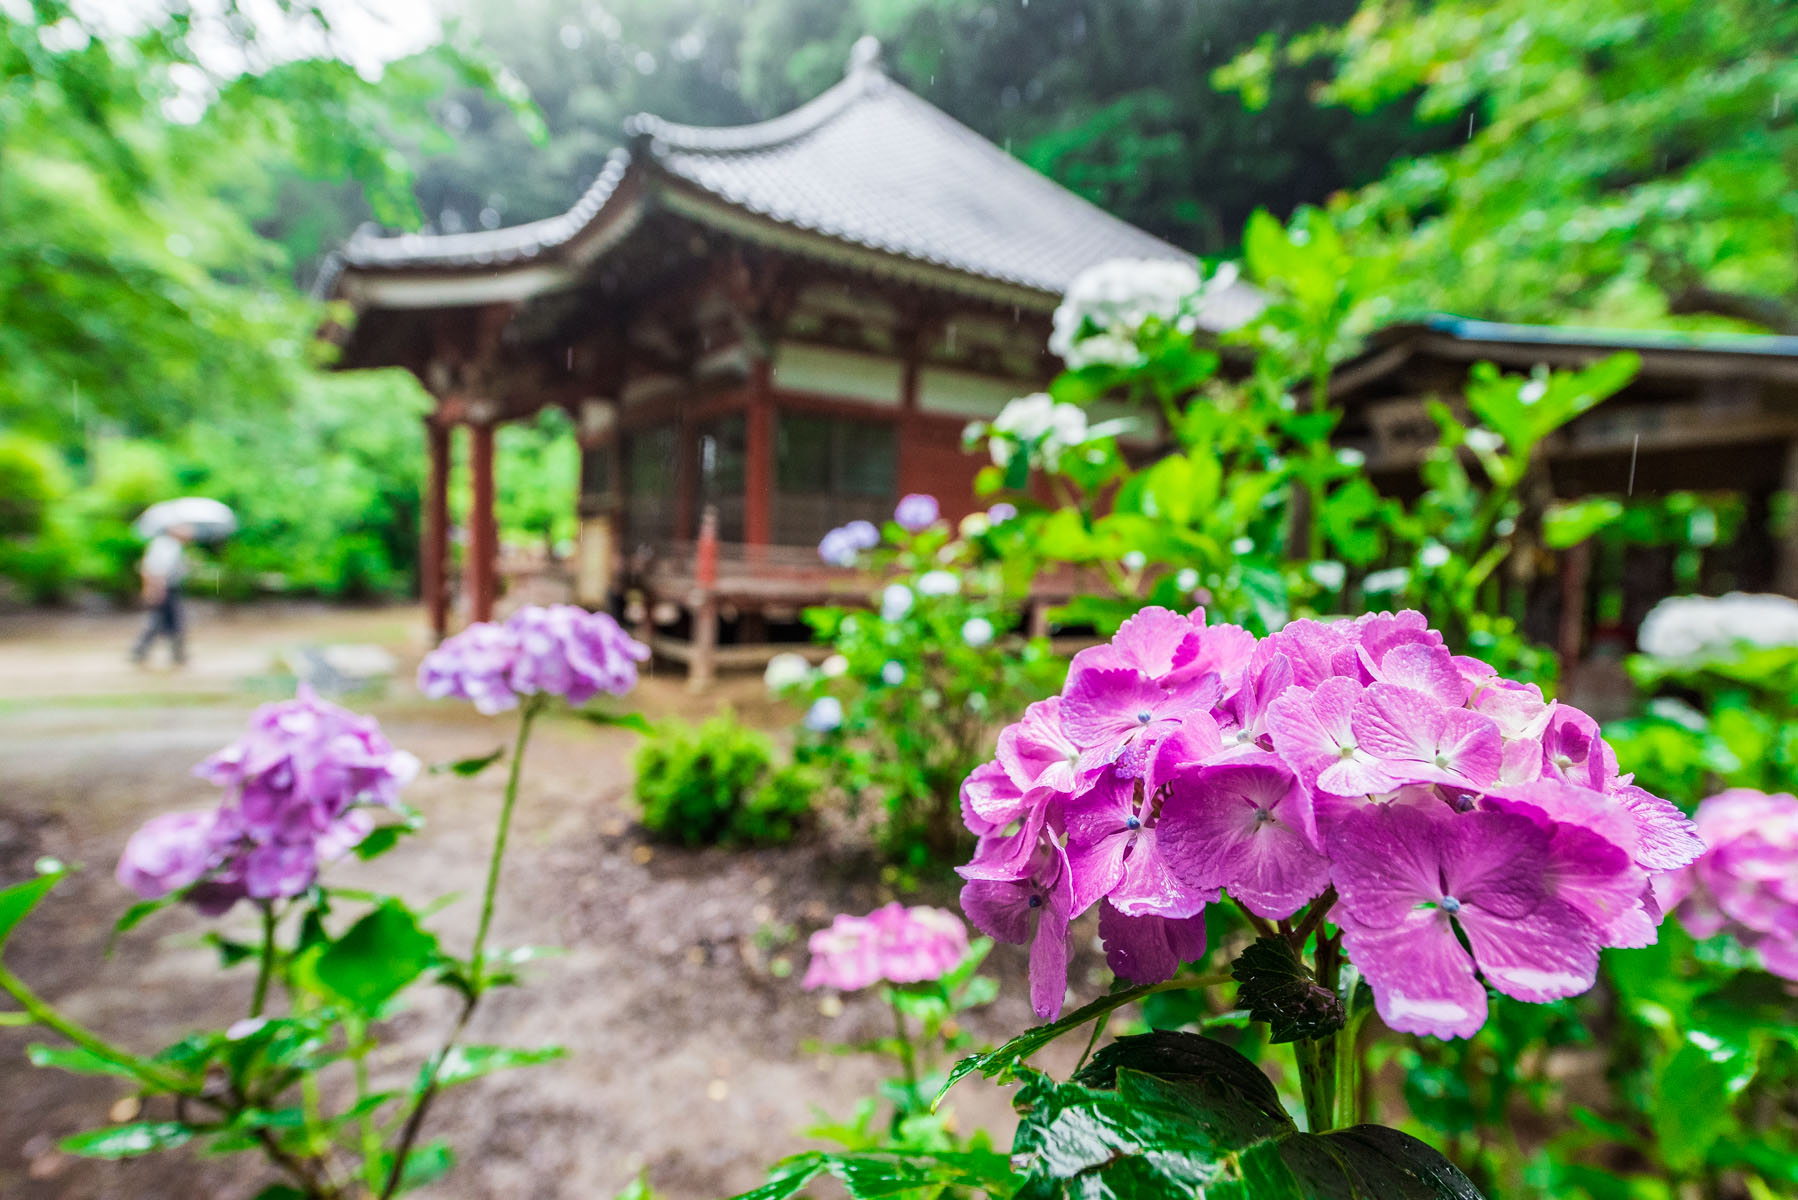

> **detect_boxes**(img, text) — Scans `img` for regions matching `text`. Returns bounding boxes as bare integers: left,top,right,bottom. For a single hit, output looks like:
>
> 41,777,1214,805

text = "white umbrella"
134,497,237,543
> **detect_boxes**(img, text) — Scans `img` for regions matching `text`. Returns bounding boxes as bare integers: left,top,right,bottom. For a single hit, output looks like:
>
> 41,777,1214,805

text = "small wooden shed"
320,39,1254,669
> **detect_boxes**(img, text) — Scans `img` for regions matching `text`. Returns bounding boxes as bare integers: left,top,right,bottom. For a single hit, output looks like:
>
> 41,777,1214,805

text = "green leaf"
0,864,66,950
314,901,439,1011
27,1043,141,1079
108,896,175,954
1012,1032,1484,1199
394,1139,455,1192
60,1122,194,1159
727,1149,1020,1200
353,825,409,861
1542,498,1624,549
575,709,653,734
429,1043,566,1089
442,747,505,777
936,981,1170,1106
1231,937,1346,1044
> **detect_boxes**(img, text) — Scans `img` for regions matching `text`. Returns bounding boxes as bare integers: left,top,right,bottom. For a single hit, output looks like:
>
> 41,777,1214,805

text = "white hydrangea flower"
763,652,812,693
1049,259,1238,369
916,569,961,597
820,653,850,678
961,616,995,647
1638,593,1798,660
880,583,915,622
1362,567,1412,594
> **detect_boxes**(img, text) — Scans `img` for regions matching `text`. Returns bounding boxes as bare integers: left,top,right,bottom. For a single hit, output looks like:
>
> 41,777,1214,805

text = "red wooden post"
467,422,498,623
422,418,451,640
1557,539,1592,682
744,356,774,548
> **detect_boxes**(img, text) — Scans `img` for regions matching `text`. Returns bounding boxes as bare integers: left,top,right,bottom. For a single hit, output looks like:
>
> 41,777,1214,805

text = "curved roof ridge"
623,64,883,154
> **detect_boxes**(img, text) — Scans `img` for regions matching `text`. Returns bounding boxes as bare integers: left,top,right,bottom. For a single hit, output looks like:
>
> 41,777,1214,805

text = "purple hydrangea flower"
893,493,939,531
120,688,417,913
818,526,859,567
418,605,648,714
951,605,1691,1029
116,810,220,900
802,902,971,991
1665,789,1797,979
506,604,649,704
987,503,1018,525
804,696,844,733
418,620,521,714
843,520,881,550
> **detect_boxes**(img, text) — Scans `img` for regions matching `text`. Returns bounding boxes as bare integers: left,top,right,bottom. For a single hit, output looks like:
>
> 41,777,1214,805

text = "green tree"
1227,0,1798,328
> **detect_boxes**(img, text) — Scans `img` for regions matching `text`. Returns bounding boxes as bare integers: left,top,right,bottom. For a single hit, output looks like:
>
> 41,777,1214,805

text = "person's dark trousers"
130,590,185,665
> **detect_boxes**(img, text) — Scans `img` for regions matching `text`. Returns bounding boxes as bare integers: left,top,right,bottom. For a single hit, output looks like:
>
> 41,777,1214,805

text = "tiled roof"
328,38,1237,314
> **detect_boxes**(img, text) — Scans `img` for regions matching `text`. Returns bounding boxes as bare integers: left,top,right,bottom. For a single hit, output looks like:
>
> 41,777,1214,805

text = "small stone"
753,876,776,896
109,1096,142,1123
685,945,706,965
706,1078,729,1102
750,903,774,924
631,845,654,866
818,993,844,1018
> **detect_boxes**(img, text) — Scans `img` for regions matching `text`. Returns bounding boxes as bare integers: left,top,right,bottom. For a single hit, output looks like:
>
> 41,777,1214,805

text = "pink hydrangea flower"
418,605,649,714
1665,789,1798,979
952,605,1695,1029
802,902,971,991
119,688,417,914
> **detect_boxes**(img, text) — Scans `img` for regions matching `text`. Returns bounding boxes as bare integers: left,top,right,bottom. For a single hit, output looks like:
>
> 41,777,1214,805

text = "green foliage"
632,714,816,847
1229,0,1798,330
1010,1031,1482,1198
784,518,1067,864
1231,937,1345,1045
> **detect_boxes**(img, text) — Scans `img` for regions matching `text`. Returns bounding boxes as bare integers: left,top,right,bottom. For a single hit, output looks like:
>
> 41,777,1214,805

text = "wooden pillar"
1557,539,1592,682
422,418,451,641
1776,440,1798,597
466,422,498,623
744,356,774,547
688,505,720,692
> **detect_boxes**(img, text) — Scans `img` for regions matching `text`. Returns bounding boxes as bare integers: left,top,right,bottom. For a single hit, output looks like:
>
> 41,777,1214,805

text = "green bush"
632,714,816,847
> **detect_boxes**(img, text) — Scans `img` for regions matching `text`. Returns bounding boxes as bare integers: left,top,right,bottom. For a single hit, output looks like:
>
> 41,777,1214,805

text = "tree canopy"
1227,0,1798,329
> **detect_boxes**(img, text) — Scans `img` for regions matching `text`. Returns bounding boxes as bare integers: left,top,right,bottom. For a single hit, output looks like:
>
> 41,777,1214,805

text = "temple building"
320,37,1254,675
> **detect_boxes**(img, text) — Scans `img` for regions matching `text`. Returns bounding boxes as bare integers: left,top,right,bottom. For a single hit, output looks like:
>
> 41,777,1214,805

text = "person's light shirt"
142,534,188,584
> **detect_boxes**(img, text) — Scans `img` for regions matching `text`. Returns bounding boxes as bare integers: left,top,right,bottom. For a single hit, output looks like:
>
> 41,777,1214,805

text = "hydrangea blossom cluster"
117,687,419,913
802,902,971,991
1636,592,1798,660
818,519,880,567
418,604,649,714
1661,789,1798,980
957,606,1704,1035
1048,259,1250,369
894,493,940,532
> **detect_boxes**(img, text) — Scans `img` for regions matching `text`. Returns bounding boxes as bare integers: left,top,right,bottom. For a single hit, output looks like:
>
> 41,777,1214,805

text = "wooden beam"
1777,439,1798,598
422,418,451,641
466,422,498,623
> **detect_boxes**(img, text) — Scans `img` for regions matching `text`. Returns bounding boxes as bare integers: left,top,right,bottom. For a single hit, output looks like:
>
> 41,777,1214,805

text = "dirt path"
0,607,1057,1200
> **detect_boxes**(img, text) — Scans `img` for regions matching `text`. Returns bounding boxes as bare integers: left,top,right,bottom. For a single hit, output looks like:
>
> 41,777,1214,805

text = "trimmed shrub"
632,714,816,847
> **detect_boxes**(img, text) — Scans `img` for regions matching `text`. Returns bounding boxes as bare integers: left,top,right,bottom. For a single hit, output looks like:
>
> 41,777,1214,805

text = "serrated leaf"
1231,937,1346,1044
936,981,1167,1106
314,901,438,1011
0,865,65,950
60,1122,194,1159
726,1149,1020,1200
1011,1031,1484,1199
429,1043,566,1089
27,1043,141,1079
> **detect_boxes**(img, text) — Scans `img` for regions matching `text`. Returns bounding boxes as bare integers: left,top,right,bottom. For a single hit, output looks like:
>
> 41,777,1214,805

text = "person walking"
131,524,192,666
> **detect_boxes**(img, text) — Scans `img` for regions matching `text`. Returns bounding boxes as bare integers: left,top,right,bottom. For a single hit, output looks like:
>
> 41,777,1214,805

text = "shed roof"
323,38,1232,316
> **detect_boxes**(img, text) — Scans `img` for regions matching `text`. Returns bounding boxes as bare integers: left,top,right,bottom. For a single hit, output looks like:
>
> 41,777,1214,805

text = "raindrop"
479,207,502,229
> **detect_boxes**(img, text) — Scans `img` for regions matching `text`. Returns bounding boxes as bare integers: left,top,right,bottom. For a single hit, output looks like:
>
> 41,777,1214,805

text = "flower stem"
0,964,198,1096
250,901,277,1019
1295,930,1345,1132
382,696,541,1199
470,697,539,990
889,991,919,1106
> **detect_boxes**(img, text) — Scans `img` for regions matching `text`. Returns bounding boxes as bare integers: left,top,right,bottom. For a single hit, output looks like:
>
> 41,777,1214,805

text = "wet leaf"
59,1122,193,1159
1231,937,1345,1044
